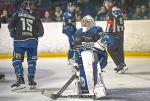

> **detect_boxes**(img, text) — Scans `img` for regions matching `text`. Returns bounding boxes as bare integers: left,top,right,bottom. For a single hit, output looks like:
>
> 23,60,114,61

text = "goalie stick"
41,72,77,99
53,94,95,99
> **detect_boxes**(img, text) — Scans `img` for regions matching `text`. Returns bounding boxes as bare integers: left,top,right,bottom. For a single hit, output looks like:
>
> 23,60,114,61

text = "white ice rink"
0,57,150,101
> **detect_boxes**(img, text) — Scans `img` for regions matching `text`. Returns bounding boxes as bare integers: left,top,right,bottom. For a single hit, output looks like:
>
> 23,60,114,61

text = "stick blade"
41,89,58,99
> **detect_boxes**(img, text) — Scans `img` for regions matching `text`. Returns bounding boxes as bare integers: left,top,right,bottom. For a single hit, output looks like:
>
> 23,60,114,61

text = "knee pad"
13,60,23,75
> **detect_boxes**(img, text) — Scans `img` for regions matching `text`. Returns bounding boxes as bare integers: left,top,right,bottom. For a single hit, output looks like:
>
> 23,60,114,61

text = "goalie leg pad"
93,52,106,98
80,66,88,92
81,50,95,95
81,50,106,97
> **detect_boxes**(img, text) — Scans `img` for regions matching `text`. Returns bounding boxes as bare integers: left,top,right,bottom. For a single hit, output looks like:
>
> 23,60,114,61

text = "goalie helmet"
81,15,95,29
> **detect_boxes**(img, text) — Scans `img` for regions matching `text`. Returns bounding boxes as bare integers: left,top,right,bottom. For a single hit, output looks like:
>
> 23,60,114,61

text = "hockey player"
8,0,44,90
62,2,77,63
73,15,114,99
103,0,127,73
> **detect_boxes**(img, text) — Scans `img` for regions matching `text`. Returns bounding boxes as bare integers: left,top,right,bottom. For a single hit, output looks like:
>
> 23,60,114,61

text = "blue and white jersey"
74,26,103,48
74,26,108,92
62,10,76,46
63,11,76,27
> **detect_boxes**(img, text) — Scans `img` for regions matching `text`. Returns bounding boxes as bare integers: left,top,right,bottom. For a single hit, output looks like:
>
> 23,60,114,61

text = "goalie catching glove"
94,33,114,51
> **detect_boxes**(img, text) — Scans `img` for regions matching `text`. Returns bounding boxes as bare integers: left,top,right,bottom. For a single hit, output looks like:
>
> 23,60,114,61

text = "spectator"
75,6,82,21
1,9,10,23
118,0,129,19
42,9,53,22
148,1,150,19
0,13,1,29
78,0,93,16
140,5,149,19
31,1,41,17
132,6,142,20
0,0,150,21
125,0,134,19
95,5,107,21
53,6,63,22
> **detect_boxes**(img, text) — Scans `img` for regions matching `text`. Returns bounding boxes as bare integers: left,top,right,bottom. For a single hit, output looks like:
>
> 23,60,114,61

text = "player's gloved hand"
94,34,114,51
104,34,114,47
69,59,79,73
99,34,114,48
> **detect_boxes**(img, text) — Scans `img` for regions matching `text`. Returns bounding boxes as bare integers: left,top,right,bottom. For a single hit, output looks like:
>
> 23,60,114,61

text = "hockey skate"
94,84,106,100
114,63,128,74
11,75,25,91
28,76,37,90
0,73,5,81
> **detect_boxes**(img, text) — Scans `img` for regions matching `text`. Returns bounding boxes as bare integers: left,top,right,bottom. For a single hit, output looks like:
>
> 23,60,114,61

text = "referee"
103,0,127,73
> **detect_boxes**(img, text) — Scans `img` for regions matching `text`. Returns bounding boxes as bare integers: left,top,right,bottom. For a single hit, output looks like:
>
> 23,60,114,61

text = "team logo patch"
80,77,86,87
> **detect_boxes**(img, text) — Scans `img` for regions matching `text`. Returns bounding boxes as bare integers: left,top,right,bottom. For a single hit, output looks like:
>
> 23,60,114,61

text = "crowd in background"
0,0,150,23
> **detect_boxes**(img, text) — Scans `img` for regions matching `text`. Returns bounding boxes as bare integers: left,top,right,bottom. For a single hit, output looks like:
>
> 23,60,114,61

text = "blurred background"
0,0,150,24
0,0,150,57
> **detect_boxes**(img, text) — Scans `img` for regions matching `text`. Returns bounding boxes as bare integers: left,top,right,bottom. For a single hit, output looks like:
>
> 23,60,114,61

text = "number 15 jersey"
8,9,44,41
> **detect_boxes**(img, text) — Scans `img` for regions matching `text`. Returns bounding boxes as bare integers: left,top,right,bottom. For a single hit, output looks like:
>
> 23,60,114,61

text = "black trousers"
107,31,125,66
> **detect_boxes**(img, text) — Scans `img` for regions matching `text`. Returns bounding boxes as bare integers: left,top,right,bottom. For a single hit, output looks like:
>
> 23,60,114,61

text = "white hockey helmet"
81,15,95,28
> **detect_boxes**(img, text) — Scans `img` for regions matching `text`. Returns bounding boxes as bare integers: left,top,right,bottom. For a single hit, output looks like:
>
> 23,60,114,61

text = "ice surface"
0,58,150,101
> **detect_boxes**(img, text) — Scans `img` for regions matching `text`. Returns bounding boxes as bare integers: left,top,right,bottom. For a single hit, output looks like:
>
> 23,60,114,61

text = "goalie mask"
81,15,95,31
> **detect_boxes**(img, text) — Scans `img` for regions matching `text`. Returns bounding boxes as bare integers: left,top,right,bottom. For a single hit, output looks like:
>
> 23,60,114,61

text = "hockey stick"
41,73,77,99
42,49,83,99
57,94,95,99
